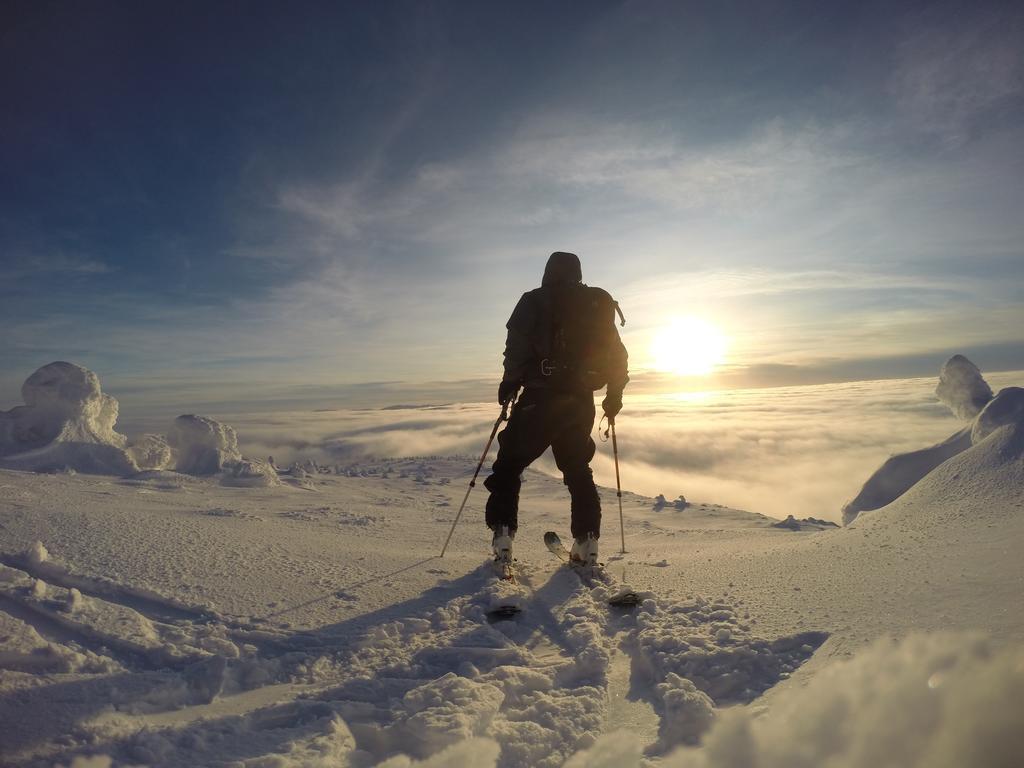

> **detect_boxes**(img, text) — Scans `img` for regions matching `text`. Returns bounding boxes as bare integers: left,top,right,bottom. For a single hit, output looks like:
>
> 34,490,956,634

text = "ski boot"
492,526,515,580
569,532,599,568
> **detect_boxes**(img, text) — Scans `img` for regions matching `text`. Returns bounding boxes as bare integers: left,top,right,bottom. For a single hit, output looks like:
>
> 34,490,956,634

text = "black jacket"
501,254,628,394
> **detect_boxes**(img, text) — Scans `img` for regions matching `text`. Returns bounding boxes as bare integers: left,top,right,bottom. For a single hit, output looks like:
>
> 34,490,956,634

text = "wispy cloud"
494,116,867,215
889,8,1023,147
1,252,114,282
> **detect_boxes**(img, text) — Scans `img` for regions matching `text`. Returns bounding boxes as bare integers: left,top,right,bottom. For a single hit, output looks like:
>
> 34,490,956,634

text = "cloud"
259,108,882,276
1,252,114,283
203,371,1023,523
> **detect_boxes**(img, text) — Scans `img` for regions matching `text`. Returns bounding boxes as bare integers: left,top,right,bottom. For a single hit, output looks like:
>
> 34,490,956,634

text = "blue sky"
2,0,1022,410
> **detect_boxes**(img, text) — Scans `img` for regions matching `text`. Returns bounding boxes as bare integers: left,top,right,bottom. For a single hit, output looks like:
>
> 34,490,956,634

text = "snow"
560,634,1024,768
26,540,48,566
652,673,715,750
601,633,1024,768
972,386,1024,443
0,360,1021,767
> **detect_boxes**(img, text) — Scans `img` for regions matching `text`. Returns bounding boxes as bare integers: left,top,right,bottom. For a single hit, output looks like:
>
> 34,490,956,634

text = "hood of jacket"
542,251,582,286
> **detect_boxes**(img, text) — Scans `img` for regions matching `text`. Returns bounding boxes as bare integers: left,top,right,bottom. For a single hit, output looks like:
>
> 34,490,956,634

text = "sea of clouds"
155,371,1020,523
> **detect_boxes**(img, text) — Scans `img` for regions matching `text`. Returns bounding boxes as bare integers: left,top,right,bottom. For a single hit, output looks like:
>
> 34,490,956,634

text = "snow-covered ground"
1,363,1022,766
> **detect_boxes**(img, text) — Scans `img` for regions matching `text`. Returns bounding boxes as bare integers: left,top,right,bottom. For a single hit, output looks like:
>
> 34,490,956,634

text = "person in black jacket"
486,251,628,567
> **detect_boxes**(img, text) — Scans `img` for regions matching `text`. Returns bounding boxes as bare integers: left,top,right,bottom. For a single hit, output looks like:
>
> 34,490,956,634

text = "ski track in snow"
0,536,825,767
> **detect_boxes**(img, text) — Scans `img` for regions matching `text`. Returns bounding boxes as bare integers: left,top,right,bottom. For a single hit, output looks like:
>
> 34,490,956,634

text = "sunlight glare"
650,316,728,376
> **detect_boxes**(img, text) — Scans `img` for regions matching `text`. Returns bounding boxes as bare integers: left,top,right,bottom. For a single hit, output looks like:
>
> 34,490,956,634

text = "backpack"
542,283,621,391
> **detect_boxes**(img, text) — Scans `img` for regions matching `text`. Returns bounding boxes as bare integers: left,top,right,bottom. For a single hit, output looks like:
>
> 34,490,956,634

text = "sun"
650,316,728,376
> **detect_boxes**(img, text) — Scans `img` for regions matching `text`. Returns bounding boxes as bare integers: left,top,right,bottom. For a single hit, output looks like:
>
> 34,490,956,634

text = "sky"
2,0,1023,411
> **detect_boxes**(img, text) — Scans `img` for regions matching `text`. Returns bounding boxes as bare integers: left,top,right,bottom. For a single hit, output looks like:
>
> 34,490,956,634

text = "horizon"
4,355,1016,523
3,1,1023,398
3,356,1023,420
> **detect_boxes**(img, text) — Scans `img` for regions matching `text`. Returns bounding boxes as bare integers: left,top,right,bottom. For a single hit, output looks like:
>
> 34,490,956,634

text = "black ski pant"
484,387,601,539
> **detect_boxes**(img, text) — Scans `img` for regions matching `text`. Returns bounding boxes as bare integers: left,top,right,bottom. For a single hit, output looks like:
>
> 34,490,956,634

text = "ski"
543,531,641,607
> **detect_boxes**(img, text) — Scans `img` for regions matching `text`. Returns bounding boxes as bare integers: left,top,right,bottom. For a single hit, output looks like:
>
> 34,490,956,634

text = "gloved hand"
602,390,623,421
498,380,520,405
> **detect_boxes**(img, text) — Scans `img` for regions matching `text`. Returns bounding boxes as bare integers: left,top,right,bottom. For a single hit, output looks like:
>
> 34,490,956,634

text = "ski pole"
611,419,626,554
439,392,516,557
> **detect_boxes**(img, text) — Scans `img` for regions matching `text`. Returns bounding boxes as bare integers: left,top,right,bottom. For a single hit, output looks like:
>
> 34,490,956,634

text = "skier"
485,251,628,569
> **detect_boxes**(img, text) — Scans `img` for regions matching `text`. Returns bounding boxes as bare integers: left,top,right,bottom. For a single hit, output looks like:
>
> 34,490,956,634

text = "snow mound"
841,427,972,525
854,406,1023,546
27,540,49,566
935,354,994,419
842,356,1013,525
563,633,1024,768
653,673,715,750
972,386,1024,444
400,673,505,757
221,458,280,487
168,414,242,475
0,361,135,474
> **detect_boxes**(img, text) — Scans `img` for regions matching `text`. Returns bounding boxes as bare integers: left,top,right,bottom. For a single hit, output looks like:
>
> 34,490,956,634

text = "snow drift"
842,355,1002,524
0,362,276,485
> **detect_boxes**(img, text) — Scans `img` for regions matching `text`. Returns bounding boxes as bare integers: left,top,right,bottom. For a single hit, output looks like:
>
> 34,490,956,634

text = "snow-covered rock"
935,354,994,420
19,362,123,440
772,515,801,530
221,458,280,487
0,361,136,474
0,361,285,481
126,433,175,471
168,414,242,475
